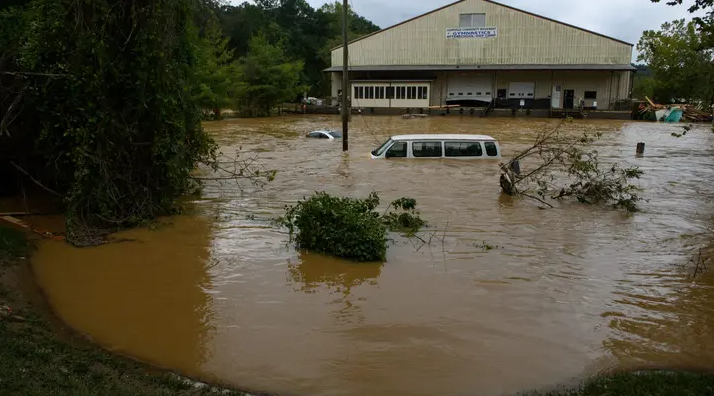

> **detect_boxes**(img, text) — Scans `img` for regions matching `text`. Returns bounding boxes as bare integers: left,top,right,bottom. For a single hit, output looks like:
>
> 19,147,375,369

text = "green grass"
0,225,247,396
520,371,714,396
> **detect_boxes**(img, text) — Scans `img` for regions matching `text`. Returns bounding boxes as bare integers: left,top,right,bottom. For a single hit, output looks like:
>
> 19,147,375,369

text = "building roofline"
331,0,633,51
324,64,637,72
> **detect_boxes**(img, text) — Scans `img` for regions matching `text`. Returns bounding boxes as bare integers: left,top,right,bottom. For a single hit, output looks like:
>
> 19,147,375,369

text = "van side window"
484,142,498,156
445,142,483,157
385,141,407,158
412,142,443,158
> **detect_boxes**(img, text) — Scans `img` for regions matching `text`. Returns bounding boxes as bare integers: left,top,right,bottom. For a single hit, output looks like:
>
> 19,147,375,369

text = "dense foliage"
279,192,425,262
637,19,714,106
652,0,714,50
0,0,381,243
1,0,221,243
216,0,380,97
237,34,307,116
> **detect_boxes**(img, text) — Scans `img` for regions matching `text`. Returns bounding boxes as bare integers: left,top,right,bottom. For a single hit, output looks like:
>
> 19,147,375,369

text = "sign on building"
446,27,497,39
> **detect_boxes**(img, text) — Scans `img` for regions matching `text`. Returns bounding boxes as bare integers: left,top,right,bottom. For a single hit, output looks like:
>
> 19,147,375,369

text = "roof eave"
323,64,638,72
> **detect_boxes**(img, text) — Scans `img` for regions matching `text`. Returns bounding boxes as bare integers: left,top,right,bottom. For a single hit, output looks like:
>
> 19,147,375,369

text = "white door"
447,74,493,102
551,85,562,108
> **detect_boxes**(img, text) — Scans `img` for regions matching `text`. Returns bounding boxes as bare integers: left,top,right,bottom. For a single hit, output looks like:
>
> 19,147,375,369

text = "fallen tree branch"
0,71,70,78
521,192,554,208
9,161,61,197
499,117,643,212
0,87,25,137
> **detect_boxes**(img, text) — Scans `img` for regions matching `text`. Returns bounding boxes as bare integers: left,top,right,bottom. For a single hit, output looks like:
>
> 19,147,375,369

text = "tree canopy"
651,0,714,49
217,0,380,96
0,0,381,241
637,19,714,105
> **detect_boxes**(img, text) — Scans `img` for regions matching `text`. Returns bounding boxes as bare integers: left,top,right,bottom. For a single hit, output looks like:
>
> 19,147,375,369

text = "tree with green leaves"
237,34,307,116
637,19,714,106
0,0,273,244
194,18,244,117
216,0,379,96
651,0,713,49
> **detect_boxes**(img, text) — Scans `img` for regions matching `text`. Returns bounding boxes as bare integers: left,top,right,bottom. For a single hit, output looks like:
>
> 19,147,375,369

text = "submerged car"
306,130,343,139
370,134,501,159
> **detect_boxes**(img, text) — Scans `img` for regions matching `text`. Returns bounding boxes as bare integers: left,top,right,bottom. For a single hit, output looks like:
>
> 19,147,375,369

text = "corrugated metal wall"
332,0,632,67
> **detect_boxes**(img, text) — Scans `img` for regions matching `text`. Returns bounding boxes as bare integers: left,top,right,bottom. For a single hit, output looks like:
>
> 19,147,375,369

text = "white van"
370,134,501,159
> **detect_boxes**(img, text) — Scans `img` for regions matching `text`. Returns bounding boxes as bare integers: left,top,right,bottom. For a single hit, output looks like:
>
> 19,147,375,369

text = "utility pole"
341,0,349,151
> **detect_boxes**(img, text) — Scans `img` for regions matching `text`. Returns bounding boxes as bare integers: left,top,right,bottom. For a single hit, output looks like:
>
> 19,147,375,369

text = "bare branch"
0,71,70,78
9,161,61,197
1,87,25,137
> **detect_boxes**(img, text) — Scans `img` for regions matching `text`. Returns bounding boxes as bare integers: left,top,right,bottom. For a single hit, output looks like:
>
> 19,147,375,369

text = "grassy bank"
0,225,246,396
521,371,714,395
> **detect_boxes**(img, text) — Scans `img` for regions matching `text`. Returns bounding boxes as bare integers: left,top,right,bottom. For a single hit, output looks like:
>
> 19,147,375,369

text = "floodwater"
30,116,714,396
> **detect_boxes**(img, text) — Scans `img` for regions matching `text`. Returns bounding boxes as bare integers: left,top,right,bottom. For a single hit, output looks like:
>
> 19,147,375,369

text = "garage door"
446,74,493,102
507,82,535,99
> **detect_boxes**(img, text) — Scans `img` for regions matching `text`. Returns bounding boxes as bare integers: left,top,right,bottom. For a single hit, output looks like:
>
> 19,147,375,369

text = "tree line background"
190,0,380,117
633,0,714,107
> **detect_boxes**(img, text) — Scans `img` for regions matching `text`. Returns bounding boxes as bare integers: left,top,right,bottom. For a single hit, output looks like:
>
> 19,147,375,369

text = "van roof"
391,134,497,141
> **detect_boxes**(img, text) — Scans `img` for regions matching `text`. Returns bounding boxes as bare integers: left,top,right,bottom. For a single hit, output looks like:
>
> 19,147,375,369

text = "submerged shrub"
279,192,425,262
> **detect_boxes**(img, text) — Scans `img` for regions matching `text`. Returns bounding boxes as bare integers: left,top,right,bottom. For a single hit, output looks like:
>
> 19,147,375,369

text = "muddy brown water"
30,116,714,396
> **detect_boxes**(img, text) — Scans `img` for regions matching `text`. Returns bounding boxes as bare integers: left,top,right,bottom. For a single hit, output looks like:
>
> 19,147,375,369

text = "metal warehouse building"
326,0,635,115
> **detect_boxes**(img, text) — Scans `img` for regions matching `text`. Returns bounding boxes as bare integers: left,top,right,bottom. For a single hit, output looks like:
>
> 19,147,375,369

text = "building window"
378,87,385,99
407,86,417,99
369,86,375,99
584,91,597,99
418,86,428,100
386,87,395,99
398,87,406,99
354,86,359,99
412,142,443,158
459,13,486,28
445,142,483,157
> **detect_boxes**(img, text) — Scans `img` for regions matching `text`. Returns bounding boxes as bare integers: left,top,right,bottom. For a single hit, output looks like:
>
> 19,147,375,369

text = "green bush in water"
280,192,425,262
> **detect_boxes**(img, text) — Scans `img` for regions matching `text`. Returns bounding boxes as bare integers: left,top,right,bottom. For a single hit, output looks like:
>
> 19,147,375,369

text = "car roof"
390,134,497,141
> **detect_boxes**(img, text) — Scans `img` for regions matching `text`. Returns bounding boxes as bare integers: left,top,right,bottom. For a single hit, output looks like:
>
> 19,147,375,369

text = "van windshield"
372,138,394,157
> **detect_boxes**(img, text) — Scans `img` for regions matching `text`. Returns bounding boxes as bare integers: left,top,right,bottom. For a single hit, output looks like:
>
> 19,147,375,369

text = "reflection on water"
31,115,714,396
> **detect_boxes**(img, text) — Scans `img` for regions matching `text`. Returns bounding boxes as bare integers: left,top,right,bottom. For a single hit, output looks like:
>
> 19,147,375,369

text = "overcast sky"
235,0,705,62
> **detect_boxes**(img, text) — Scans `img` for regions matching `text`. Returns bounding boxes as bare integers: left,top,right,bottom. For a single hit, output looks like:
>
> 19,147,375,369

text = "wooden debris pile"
638,96,712,122
681,105,712,122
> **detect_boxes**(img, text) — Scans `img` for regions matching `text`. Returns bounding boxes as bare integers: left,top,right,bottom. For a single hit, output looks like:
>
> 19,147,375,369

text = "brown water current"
31,116,714,396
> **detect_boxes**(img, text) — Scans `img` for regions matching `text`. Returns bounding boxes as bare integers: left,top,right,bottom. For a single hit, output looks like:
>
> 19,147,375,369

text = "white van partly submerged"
370,134,501,159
